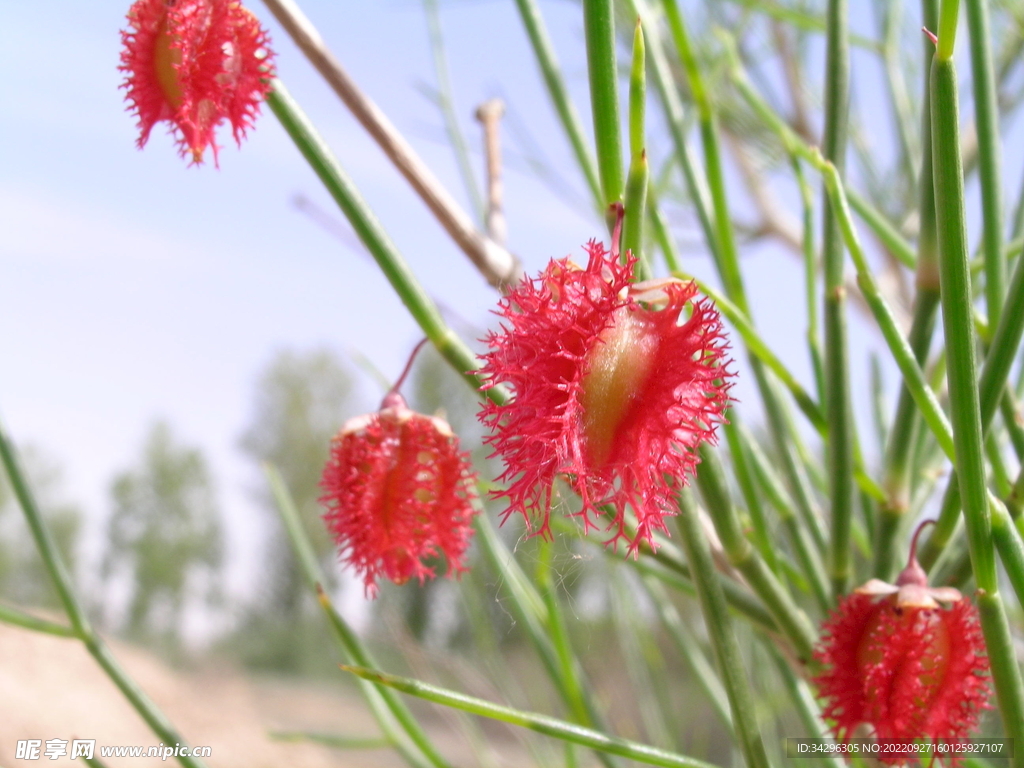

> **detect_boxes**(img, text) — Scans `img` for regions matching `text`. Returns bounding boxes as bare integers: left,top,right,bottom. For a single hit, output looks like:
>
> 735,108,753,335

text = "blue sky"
1,0,979,622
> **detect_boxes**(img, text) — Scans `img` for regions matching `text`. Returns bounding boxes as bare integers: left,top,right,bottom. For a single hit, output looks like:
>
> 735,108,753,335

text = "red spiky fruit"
119,0,275,165
814,526,990,761
479,238,733,553
321,390,478,598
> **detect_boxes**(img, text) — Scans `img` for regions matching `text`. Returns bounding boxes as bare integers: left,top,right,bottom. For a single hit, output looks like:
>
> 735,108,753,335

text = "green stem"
991,496,1024,610
265,80,503,406
265,465,448,768
343,665,723,768
742,428,831,613
536,541,619,768
698,277,825,427
964,0,1005,325
932,51,997,594
821,0,853,598
936,0,959,62
793,158,826,403
550,515,781,634
976,593,1024,768
511,0,602,206
675,490,770,768
1001,392,1024,462
474,514,615,765
610,570,675,751
269,732,390,750
663,0,746,309
1010,163,1024,242
729,55,958,474
764,642,844,768
669,10,853,559
690,275,826,432
630,0,718,262
647,188,682,273
932,35,1024,753
878,0,919,193
920,168,1024,570
874,289,941,579
0,420,207,768
583,0,623,220
642,577,734,734
875,0,941,580
622,19,649,272
723,424,778,572
694,446,819,666
0,602,76,637
1006,460,1024,521
846,190,917,271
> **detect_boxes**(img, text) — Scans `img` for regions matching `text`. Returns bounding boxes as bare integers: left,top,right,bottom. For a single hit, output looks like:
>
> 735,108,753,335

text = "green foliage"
102,421,222,651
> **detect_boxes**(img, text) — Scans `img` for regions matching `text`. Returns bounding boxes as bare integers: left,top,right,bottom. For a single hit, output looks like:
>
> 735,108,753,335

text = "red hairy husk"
320,405,478,597
479,239,733,552
119,0,275,165
814,593,990,763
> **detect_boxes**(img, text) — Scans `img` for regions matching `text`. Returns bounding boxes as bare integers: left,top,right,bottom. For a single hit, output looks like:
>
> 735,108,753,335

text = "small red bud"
320,393,478,597
814,526,990,759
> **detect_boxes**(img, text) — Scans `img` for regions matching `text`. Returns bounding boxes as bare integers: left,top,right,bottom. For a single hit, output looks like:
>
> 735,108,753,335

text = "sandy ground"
0,620,512,768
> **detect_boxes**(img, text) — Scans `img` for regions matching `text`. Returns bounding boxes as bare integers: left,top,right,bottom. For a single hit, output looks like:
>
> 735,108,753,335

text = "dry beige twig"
475,99,507,248
260,0,522,290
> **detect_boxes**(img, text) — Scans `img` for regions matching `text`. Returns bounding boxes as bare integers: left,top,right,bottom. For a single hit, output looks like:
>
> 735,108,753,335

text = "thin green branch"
0,602,76,638
874,0,941,580
932,49,997,594
622,19,649,272
723,424,778,572
821,0,854,598
742,428,831,613
343,664,724,768
630,0,718,260
269,732,390,750
549,516,781,634
724,51,958,472
511,0,602,206
846,190,917,271
535,541,620,768
694,446,819,666
965,0,1005,324
878,0,919,192
663,0,746,308
678,274,825,433
642,577,734,734
931,31,1024,753
583,0,624,219
792,158,826,403
674,490,771,768
992,495,1024,609
474,514,617,768
720,0,882,51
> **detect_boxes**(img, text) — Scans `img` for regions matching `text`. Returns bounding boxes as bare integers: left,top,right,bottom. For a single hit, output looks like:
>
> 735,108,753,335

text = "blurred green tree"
235,347,359,671
102,422,222,651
